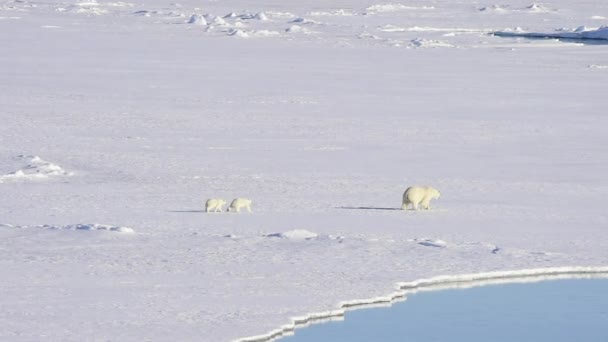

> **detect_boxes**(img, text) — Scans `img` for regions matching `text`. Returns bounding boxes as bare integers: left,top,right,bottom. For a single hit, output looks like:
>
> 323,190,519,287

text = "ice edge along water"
234,266,608,342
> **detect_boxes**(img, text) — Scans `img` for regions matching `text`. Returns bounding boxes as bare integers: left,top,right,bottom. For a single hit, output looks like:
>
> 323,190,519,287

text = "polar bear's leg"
412,201,419,210
421,198,431,210
401,201,410,210
246,204,252,213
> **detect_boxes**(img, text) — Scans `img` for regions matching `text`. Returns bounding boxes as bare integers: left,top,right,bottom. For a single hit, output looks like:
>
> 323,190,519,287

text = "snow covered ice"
1,0,608,341
495,26,608,41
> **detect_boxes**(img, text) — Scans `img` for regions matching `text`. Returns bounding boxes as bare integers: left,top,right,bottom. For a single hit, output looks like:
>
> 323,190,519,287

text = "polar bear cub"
228,198,252,213
402,186,441,210
205,198,227,213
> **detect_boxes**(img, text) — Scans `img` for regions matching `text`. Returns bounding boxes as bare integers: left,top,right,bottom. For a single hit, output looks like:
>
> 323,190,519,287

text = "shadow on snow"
336,206,403,211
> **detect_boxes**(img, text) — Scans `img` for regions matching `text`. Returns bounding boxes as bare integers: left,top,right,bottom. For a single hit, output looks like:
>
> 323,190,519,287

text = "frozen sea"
1,0,608,341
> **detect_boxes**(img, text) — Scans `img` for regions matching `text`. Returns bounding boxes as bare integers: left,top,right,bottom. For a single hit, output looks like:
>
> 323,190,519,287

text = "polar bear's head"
428,187,441,199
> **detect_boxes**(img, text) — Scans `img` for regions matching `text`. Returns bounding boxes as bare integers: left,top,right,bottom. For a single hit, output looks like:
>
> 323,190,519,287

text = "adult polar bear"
402,186,441,210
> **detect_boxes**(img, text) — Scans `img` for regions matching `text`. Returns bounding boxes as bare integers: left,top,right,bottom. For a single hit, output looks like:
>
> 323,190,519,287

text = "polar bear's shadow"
336,206,402,211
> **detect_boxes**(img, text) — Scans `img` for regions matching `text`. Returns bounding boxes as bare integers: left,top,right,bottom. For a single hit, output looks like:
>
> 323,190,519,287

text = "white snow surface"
1,0,608,341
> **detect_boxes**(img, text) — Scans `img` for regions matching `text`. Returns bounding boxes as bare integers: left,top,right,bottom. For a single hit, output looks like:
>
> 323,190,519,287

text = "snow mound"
0,155,72,183
2,223,136,233
265,11,296,19
378,24,406,32
289,17,319,25
228,29,280,38
285,25,314,34
228,29,249,37
308,9,355,17
524,3,553,13
187,14,207,25
55,0,117,15
409,38,455,48
132,10,150,16
105,2,133,7
285,25,303,33
589,64,608,69
366,3,434,13
230,12,267,20
413,238,448,248
64,223,136,233
591,16,607,20
495,26,608,41
357,32,382,40
479,4,509,12
253,30,280,37
204,14,227,26
254,12,268,21
265,229,319,240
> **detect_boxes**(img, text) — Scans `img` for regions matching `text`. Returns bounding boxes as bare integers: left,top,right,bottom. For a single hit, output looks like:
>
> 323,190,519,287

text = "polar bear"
227,198,252,213
205,198,226,213
402,186,441,210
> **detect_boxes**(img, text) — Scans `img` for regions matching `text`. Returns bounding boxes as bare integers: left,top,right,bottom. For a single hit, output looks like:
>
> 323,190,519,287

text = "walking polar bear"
228,198,252,213
205,198,227,213
402,186,441,210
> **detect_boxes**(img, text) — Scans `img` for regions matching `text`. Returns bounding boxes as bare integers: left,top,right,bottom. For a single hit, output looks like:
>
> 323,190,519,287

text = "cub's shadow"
168,209,205,213
336,206,402,211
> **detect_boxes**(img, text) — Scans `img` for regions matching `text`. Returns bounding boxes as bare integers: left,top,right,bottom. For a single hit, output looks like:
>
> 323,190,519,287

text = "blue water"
280,278,608,342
